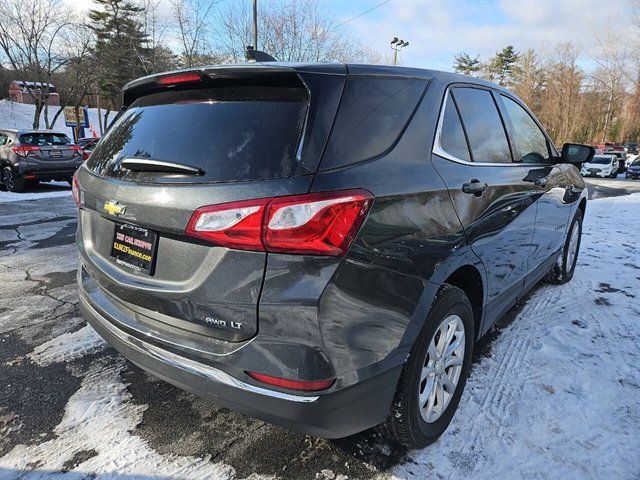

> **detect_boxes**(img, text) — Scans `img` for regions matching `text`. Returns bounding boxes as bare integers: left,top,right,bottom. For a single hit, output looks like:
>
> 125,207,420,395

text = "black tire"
546,209,583,284
383,284,474,449
2,166,25,193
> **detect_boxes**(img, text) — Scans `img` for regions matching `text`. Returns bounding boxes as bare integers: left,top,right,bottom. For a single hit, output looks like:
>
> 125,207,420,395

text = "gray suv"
74,63,591,448
0,129,83,192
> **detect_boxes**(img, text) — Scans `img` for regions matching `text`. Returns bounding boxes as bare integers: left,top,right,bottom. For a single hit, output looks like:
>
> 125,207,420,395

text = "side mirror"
562,143,595,164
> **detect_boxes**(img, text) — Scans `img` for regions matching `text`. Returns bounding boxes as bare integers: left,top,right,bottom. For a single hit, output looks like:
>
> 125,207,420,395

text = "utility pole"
253,0,258,50
390,37,409,65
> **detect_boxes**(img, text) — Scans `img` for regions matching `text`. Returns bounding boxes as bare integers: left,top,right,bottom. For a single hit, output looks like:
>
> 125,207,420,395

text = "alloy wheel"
566,221,580,270
2,169,14,191
418,314,465,423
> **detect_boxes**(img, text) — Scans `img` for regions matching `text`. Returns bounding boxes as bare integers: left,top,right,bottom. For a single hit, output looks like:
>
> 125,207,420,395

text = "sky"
332,0,638,71
67,0,639,72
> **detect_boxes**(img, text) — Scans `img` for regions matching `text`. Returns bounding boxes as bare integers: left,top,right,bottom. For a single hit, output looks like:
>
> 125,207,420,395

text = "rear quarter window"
320,76,428,170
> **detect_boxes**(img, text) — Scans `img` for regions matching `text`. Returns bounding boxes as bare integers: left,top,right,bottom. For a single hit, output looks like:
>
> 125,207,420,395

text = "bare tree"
214,0,384,64
171,0,222,67
0,0,74,129
45,24,96,131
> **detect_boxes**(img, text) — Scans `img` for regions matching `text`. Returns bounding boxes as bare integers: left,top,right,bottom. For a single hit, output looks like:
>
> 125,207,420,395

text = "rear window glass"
591,157,613,164
320,77,428,170
20,133,71,146
87,84,308,183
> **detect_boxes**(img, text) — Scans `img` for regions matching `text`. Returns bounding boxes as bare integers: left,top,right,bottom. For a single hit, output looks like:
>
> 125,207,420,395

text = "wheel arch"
442,265,484,341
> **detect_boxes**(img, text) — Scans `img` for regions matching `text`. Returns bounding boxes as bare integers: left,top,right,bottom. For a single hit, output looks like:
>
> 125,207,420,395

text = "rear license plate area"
110,223,158,274
48,149,63,158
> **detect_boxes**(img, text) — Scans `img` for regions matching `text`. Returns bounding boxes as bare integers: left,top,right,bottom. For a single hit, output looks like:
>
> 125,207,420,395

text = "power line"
333,0,392,29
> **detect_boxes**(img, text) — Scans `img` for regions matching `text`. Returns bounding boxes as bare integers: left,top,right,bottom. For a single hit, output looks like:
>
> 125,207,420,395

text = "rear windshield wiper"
120,158,204,175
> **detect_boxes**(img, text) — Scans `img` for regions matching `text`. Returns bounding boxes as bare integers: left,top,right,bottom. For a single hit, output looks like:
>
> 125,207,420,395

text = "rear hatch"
18,132,81,170
76,68,341,342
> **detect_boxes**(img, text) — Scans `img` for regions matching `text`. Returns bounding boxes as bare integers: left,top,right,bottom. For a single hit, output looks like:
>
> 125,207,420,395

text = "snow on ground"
0,193,638,479
392,193,640,480
0,358,234,480
28,325,106,367
0,100,112,139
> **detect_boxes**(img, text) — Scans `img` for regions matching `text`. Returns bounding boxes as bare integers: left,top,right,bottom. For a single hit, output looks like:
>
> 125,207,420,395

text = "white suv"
580,155,618,178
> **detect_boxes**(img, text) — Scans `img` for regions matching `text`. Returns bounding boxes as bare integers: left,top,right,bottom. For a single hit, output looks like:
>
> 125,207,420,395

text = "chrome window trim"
432,85,553,168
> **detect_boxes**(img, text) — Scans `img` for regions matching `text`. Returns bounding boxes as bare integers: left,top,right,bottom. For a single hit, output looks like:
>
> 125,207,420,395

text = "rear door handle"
462,179,488,195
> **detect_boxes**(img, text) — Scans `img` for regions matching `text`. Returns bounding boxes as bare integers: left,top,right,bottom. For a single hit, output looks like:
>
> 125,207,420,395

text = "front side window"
501,96,550,163
439,93,471,161
452,87,511,163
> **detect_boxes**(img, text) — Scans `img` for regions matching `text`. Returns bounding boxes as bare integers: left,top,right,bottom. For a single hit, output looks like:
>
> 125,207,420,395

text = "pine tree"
485,46,520,86
453,52,481,77
88,0,151,107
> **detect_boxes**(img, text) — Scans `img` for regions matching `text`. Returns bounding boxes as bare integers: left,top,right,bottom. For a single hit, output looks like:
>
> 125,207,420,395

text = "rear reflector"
11,145,39,157
23,174,37,180
247,371,335,392
185,189,373,256
72,173,81,207
157,72,202,86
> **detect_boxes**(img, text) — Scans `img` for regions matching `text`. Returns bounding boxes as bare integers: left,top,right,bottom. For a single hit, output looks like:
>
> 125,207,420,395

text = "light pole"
390,37,409,65
253,0,258,50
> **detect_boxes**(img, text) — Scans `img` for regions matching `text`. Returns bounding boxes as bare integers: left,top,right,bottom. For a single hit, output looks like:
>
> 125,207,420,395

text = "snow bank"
0,99,113,138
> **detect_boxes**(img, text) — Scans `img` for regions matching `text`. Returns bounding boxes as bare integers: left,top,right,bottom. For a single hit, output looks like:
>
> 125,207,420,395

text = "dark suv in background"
0,129,83,192
74,64,592,448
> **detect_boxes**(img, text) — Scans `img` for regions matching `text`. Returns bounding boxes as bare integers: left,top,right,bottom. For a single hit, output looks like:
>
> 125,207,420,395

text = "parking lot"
0,177,639,479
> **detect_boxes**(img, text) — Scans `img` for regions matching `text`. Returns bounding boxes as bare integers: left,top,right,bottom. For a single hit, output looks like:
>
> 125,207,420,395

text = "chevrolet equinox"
74,63,593,448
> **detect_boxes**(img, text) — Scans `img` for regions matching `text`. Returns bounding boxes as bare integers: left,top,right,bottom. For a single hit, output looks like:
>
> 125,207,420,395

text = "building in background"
8,81,60,106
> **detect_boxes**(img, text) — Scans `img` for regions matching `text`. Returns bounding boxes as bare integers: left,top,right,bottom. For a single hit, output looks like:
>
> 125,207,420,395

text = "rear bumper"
19,166,79,180
78,267,400,439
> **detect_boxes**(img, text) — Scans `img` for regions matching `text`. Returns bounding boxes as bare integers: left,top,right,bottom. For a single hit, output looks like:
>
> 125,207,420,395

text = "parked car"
623,142,638,155
580,154,618,178
0,129,83,192
74,64,591,448
626,158,640,179
594,142,623,154
79,138,99,161
603,150,628,173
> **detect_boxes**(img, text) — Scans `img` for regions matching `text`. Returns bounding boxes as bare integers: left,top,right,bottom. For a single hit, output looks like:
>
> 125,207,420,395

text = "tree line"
0,0,384,131
0,0,637,146
454,40,640,145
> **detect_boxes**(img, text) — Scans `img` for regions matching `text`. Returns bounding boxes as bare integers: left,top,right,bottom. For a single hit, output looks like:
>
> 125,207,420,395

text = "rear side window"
452,88,511,163
20,133,71,146
320,77,428,170
87,83,308,183
439,93,471,161
501,95,550,163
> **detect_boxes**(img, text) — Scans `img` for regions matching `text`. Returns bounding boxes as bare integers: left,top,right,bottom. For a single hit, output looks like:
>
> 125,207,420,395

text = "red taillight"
264,190,373,255
69,145,82,156
186,198,270,251
11,145,39,157
72,173,81,207
82,151,90,161
247,371,335,392
185,190,373,256
157,72,202,86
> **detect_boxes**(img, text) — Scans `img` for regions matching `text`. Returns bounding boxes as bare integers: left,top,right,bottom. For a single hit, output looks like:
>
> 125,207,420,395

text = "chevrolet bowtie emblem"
104,200,126,216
